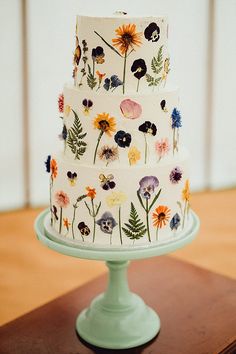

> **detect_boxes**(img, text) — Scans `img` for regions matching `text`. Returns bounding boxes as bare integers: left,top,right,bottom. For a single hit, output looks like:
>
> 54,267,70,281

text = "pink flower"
58,94,64,113
155,138,170,158
120,99,142,119
55,191,70,208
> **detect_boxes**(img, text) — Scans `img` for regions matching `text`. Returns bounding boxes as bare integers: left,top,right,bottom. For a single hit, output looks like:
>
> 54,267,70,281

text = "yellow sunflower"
93,112,116,137
112,24,142,55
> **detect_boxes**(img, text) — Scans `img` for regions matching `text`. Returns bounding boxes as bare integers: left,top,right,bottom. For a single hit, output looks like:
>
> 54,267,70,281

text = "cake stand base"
76,260,160,349
35,209,199,349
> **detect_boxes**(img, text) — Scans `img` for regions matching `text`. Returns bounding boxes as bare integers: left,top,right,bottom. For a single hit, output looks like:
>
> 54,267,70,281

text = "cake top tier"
73,13,170,94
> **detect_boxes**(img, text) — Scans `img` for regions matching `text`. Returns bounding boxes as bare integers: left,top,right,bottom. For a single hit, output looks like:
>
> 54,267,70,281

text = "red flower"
58,94,64,113
55,191,70,208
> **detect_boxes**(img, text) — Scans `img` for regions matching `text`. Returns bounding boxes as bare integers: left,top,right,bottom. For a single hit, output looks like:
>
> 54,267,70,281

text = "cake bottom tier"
48,151,191,247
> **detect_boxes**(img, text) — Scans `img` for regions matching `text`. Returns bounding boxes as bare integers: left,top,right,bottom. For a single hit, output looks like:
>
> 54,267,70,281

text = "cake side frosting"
46,150,190,246
60,84,181,166
73,15,170,94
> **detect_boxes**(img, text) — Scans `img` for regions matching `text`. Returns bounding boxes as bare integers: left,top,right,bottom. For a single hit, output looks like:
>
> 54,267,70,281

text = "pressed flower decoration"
144,23,160,42
96,71,106,90
160,99,168,112
98,145,119,165
99,174,116,190
138,121,157,164
106,191,127,245
161,58,170,87
78,39,89,87
120,99,142,119
63,218,71,235
95,23,142,93
146,45,163,89
58,94,64,116
55,191,70,234
171,107,182,154
122,202,147,242
58,124,68,152
152,205,171,240
137,176,161,242
131,59,147,92
128,146,141,166
64,105,71,117
169,167,183,184
103,75,123,91
67,109,87,160
67,171,77,186
114,130,132,148
92,46,105,64
155,138,170,161
45,156,58,225
177,179,190,230
170,213,181,231
84,187,101,242
93,112,116,164
71,193,87,240
78,222,90,241
96,212,117,244
82,99,93,116
73,31,81,85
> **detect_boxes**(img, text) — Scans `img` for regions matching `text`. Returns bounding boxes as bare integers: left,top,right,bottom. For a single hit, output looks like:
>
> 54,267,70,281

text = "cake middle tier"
61,84,181,166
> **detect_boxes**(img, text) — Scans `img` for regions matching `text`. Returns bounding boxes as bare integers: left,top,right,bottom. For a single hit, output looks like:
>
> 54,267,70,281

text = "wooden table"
0,256,235,354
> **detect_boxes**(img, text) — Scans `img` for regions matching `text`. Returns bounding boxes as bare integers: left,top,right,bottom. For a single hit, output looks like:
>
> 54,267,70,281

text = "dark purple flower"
96,212,117,234
170,213,181,230
45,155,51,173
52,205,58,220
171,108,182,129
131,59,147,80
78,222,90,236
139,121,157,136
169,167,183,184
138,176,159,199
114,130,132,148
144,22,160,42
103,75,123,91
82,99,93,108
92,46,105,64
160,100,167,111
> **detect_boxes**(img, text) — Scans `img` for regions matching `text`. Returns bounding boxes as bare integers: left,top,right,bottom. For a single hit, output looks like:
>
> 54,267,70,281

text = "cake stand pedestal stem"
76,260,160,349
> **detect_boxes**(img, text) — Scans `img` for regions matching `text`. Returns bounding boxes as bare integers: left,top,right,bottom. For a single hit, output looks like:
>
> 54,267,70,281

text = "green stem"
92,59,95,78
71,206,76,239
122,51,127,94
144,134,147,164
119,206,123,245
49,176,53,225
156,227,159,241
93,131,103,164
136,79,140,93
173,128,176,155
91,199,96,243
182,201,187,229
145,199,151,242
59,207,62,234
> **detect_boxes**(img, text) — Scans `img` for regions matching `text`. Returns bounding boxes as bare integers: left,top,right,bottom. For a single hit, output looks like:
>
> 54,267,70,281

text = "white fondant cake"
45,13,191,247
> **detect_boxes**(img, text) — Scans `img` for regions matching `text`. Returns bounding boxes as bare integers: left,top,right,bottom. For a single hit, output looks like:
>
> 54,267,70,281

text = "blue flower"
103,75,123,91
171,108,182,129
96,212,117,234
45,155,51,173
170,213,181,230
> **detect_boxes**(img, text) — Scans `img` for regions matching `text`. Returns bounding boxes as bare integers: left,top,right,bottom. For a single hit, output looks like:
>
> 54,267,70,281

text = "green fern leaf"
67,110,87,160
87,64,97,89
122,202,147,240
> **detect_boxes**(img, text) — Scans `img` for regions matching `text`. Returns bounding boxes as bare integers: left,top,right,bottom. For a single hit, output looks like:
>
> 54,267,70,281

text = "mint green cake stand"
34,209,199,350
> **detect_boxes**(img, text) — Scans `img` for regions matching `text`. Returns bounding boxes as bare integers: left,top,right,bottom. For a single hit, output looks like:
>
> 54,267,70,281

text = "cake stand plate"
35,209,199,349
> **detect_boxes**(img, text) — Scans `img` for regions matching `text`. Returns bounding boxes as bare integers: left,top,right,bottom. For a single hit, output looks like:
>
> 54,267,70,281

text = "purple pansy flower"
169,167,183,184
138,176,159,199
96,212,117,234
45,155,51,173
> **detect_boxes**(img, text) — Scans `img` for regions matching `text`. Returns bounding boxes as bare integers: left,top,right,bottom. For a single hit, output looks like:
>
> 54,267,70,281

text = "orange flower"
96,70,106,80
93,113,116,137
86,187,96,199
182,179,190,202
63,218,71,231
50,159,58,179
112,24,142,55
152,205,171,228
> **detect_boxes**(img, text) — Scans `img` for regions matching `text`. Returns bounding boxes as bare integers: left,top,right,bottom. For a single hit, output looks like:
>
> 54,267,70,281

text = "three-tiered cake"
45,13,191,247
